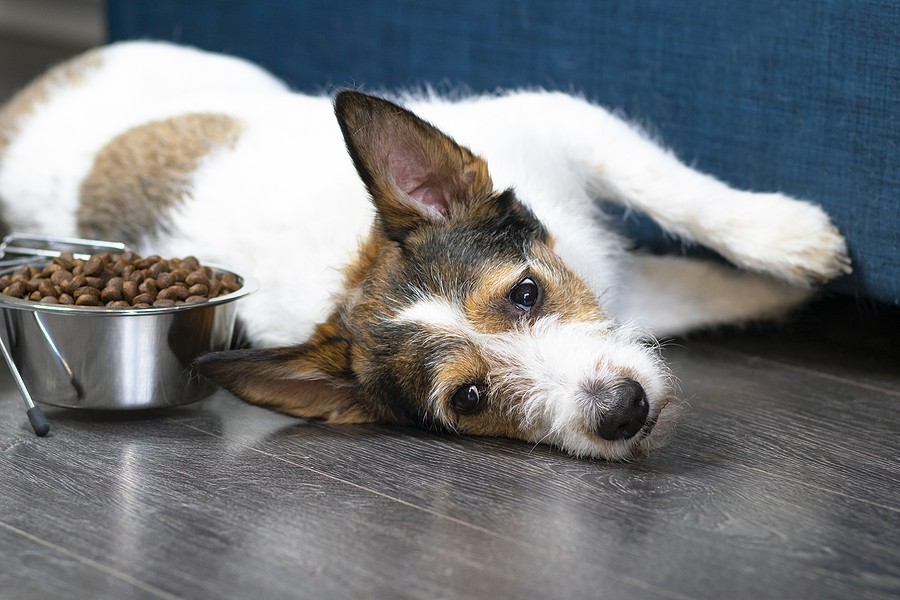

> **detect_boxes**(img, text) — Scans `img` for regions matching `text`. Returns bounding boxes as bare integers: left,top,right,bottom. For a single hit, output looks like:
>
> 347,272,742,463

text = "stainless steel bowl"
0,266,258,411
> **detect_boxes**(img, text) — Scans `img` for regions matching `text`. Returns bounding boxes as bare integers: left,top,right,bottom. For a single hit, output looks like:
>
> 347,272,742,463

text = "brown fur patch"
77,113,242,245
463,241,606,334
430,347,528,439
529,242,608,324
456,410,530,440
242,377,371,424
0,48,102,159
464,262,531,334
194,329,377,425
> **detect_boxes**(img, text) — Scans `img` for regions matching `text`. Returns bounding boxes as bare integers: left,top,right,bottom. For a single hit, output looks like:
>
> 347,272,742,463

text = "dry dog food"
0,251,241,308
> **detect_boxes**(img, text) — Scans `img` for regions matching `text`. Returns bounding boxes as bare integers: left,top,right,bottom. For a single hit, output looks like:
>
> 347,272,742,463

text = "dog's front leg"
550,94,851,286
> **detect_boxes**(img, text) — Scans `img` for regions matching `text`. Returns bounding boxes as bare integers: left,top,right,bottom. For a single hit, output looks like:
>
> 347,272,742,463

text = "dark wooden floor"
2,37,899,600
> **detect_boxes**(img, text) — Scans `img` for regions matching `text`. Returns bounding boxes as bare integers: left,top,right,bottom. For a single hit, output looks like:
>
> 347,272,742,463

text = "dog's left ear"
334,90,494,241
193,322,376,424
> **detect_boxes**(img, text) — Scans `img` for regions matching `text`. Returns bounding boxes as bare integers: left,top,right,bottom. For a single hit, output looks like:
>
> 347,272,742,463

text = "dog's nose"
595,378,649,441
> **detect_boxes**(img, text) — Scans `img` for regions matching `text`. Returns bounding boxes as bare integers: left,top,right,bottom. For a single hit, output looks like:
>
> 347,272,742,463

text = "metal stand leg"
0,327,49,436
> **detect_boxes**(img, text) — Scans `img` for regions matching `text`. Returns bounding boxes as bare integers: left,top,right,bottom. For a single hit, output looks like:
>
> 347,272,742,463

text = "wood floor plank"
687,339,900,399
682,297,900,392
0,387,675,600
0,522,171,600
172,386,900,600
666,345,900,508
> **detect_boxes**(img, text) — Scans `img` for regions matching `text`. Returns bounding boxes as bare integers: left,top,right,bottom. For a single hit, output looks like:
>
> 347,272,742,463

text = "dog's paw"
712,192,852,286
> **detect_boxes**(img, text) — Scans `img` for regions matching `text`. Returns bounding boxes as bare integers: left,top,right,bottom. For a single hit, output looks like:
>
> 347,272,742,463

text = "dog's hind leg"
610,253,815,337
538,93,851,287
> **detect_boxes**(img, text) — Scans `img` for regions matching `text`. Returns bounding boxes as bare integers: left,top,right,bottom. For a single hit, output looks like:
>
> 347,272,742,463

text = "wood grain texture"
0,388,673,600
683,297,900,392
172,387,900,599
0,523,169,600
2,326,897,600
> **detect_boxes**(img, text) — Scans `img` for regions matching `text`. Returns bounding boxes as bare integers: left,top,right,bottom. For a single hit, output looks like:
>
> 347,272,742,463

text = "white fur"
0,41,850,349
493,319,671,460
397,296,471,334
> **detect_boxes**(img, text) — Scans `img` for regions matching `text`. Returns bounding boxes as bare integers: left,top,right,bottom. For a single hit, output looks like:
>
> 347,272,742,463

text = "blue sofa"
107,0,900,306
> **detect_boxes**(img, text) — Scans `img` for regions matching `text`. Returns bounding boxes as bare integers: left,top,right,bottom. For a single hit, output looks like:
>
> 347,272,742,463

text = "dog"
0,42,850,459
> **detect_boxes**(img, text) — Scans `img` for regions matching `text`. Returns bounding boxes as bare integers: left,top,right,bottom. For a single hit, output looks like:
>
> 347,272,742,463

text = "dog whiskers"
528,430,555,454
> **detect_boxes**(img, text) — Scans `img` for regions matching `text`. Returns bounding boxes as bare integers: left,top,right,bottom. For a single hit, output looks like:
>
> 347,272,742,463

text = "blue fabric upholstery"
107,1,900,305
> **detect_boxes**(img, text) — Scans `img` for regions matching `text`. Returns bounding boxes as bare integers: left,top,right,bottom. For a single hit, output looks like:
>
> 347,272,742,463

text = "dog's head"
196,91,678,460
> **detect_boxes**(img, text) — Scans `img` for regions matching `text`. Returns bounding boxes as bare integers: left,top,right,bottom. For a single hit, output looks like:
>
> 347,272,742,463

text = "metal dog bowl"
0,233,258,436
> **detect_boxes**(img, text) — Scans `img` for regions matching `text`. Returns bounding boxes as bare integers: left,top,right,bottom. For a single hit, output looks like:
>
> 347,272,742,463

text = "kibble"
0,252,241,309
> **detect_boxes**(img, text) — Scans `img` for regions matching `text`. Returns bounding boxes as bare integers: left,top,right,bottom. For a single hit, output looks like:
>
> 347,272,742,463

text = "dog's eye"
509,277,539,310
451,384,486,414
